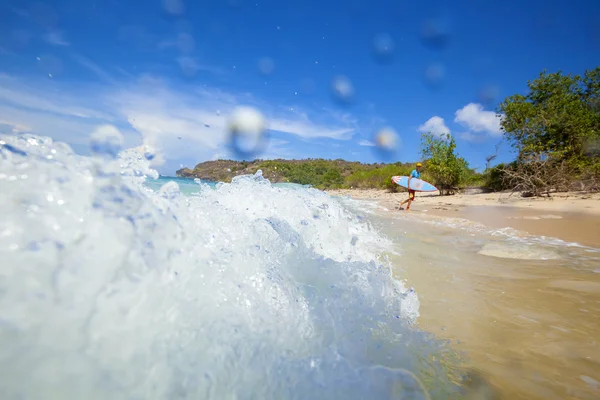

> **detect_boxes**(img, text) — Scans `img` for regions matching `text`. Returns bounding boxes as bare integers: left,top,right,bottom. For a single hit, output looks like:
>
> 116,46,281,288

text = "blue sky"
1,0,599,175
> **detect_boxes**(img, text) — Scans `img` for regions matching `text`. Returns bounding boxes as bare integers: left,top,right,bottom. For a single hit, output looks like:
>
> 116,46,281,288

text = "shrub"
420,132,471,195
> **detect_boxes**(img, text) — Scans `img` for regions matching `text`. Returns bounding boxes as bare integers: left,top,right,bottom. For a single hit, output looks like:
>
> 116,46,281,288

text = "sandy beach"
328,188,600,399
326,189,600,248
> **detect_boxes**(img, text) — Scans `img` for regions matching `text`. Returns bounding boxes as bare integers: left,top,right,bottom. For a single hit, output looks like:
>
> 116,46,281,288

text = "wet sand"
377,215,600,400
332,189,600,399
326,189,600,248
326,188,600,215
427,206,600,249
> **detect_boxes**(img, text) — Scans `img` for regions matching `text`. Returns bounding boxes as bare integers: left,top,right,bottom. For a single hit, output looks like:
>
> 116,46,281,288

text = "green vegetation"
177,158,422,190
177,154,479,194
344,164,415,192
489,66,600,195
420,132,471,195
499,68,599,161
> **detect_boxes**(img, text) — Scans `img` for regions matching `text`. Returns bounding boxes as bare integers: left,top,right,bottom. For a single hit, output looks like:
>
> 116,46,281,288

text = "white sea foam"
334,196,600,268
384,208,599,259
0,133,461,399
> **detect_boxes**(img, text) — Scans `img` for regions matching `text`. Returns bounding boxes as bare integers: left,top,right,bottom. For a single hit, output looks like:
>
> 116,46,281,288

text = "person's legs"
406,190,415,210
399,192,409,209
399,190,414,210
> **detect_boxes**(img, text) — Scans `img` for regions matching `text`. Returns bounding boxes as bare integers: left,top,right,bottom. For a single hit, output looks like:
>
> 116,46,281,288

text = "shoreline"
324,188,600,215
325,188,600,248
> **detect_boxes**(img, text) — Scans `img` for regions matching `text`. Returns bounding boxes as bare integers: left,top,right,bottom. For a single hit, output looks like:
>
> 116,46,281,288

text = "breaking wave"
0,133,462,399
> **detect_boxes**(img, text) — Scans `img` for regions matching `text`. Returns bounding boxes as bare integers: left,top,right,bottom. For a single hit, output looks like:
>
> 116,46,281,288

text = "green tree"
322,168,344,187
498,67,600,162
420,132,470,195
492,67,600,195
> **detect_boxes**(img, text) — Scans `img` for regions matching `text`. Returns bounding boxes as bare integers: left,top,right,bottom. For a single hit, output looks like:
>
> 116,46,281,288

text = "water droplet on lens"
478,84,500,107
372,127,400,160
258,57,275,76
89,125,124,159
177,33,195,53
227,106,268,159
372,33,394,64
163,0,184,15
331,75,355,105
423,63,445,90
177,57,198,78
420,18,450,51
374,127,399,150
144,150,155,161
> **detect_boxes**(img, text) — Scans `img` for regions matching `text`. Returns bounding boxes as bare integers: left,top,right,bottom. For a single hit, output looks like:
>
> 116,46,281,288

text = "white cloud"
358,139,375,147
266,105,357,140
0,72,358,173
0,75,112,120
252,138,293,160
418,116,450,136
268,117,354,140
209,138,291,162
454,103,502,135
0,119,30,133
176,57,227,77
72,55,119,84
44,31,70,46
158,33,195,53
0,104,137,150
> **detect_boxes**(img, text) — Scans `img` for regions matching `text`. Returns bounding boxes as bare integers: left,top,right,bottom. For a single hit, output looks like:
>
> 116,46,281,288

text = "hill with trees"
176,153,482,193
177,158,427,191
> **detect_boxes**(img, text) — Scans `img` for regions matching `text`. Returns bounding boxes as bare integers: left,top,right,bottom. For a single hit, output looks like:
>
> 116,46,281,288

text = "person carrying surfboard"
399,162,422,211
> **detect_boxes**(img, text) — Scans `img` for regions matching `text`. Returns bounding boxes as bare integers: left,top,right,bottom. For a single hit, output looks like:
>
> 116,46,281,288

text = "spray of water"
0,132,462,399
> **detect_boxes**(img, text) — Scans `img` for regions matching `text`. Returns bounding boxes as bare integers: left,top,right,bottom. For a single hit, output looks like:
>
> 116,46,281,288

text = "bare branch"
500,157,572,197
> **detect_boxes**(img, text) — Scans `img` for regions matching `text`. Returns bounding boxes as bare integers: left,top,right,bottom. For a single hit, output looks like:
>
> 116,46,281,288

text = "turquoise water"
145,176,217,194
145,175,314,195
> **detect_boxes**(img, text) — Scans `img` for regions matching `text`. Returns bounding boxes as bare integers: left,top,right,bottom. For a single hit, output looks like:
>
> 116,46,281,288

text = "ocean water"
0,134,464,399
